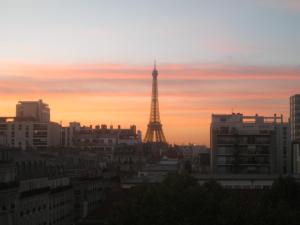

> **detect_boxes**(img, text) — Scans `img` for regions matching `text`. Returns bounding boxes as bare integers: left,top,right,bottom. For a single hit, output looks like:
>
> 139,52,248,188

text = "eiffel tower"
144,62,167,143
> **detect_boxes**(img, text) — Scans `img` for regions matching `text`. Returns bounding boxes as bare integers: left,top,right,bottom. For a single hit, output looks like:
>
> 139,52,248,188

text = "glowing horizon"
0,61,299,145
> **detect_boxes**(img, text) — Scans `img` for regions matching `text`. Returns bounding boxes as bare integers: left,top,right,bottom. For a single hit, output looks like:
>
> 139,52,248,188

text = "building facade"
0,149,111,225
0,118,61,150
0,151,18,225
290,94,300,174
61,123,142,160
211,113,291,175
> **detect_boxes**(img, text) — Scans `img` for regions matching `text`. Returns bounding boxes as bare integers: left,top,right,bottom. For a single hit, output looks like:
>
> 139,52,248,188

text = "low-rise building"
61,123,142,161
122,157,179,188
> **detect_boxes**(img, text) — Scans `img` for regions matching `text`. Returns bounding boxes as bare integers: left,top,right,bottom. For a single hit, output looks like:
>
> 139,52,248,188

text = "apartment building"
290,94,300,174
0,117,61,150
211,113,291,175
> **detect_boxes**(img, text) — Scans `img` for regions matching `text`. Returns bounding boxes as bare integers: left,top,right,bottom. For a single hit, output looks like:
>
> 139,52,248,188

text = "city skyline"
0,63,299,145
1,0,300,145
1,2,300,225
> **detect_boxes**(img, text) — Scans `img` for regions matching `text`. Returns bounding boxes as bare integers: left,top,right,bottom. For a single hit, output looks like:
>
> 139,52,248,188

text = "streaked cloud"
0,62,299,144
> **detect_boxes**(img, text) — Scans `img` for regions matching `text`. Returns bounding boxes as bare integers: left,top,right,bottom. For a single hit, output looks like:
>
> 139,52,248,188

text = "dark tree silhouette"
105,175,300,225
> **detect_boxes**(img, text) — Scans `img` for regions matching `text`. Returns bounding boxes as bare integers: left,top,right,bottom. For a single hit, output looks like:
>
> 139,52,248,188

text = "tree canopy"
105,175,300,225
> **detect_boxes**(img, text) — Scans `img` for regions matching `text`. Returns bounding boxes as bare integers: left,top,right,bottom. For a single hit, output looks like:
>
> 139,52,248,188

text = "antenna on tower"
154,60,156,69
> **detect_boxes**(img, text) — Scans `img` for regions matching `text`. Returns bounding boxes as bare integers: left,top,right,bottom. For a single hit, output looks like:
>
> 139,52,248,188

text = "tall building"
290,94,300,173
0,100,60,150
144,63,167,143
211,113,291,175
16,100,50,122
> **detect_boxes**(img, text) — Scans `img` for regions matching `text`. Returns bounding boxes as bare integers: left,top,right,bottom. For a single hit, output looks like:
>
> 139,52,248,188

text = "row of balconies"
216,156,270,164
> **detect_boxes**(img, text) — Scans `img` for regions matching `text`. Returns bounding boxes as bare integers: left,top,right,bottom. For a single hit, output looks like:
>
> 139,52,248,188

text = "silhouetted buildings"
3,91,300,201
0,100,142,153
211,113,291,175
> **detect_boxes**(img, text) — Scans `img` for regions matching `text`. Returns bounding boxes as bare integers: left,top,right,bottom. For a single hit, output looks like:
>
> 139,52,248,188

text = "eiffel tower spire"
144,62,167,143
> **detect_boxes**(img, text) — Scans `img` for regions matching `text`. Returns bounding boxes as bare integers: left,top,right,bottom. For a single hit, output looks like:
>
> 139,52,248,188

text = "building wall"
0,158,18,225
290,95,300,174
290,95,300,141
0,120,61,150
0,150,111,225
61,123,142,161
17,192,49,225
73,178,106,221
48,177,74,225
0,188,18,225
211,113,291,175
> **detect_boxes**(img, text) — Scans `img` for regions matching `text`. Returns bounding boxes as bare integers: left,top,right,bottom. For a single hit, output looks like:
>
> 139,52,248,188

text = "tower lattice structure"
144,63,167,143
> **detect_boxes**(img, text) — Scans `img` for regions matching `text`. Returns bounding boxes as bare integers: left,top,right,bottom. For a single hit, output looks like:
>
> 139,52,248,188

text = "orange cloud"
0,61,299,145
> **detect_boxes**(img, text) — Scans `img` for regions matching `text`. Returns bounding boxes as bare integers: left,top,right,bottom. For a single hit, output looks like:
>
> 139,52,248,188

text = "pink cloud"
0,61,299,145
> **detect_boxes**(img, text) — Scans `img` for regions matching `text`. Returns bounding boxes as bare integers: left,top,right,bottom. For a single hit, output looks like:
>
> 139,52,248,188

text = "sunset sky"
1,0,300,145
